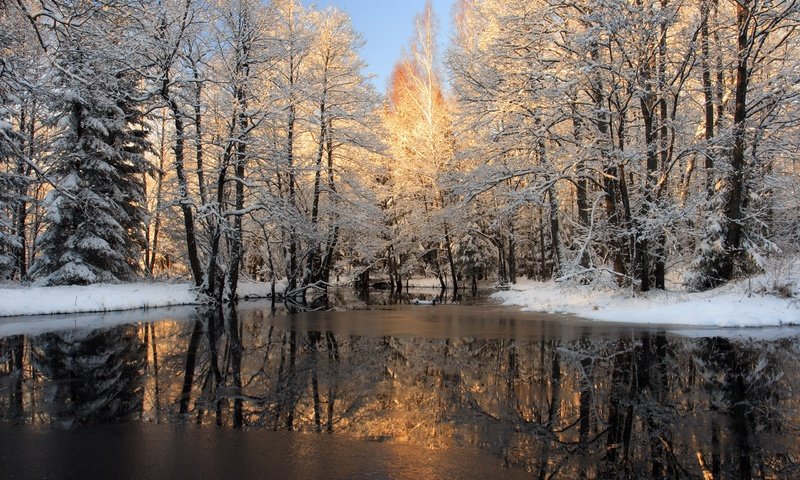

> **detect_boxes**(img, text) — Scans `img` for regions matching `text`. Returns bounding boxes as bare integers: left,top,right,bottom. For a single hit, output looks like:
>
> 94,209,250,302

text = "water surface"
1,290,798,478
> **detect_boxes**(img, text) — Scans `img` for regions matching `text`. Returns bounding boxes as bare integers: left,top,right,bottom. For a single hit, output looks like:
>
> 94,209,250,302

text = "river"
1,288,798,478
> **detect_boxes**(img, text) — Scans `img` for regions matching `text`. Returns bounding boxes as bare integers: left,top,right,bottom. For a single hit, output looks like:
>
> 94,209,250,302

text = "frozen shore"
1,268,798,328
492,271,799,327
0,281,282,318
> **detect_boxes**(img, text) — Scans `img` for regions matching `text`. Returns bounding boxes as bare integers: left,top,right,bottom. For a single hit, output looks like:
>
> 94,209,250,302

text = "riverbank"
0,281,284,317
493,263,800,327
2,266,798,326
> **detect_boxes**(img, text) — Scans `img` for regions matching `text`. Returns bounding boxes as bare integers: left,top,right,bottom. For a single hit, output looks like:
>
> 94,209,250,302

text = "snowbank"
238,280,288,298
0,282,199,317
1,272,797,328
493,275,800,327
0,280,286,318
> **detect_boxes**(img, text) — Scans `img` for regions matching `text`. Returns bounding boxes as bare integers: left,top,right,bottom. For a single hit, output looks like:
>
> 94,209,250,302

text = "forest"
1,0,799,303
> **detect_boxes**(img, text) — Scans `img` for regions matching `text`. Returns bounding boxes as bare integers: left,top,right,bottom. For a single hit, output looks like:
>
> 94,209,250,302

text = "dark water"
1,290,799,479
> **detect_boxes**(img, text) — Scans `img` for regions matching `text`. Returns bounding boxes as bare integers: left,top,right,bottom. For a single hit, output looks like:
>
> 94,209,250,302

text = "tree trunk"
572,103,591,270
538,208,547,280
394,253,402,294
148,115,167,276
547,184,563,278
164,89,203,287
320,124,339,284
191,60,207,207
638,67,656,292
508,225,516,283
590,43,626,282
203,126,235,302
444,225,458,296
722,0,751,281
14,158,28,279
287,100,298,291
226,75,248,300
225,144,245,299
654,3,669,291
307,94,327,284
497,236,507,282
701,0,716,197
12,104,36,280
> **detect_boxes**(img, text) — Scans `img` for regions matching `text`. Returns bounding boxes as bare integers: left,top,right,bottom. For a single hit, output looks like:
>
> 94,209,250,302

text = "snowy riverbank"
493,269,800,327
0,281,284,318
1,268,798,327
0,282,197,317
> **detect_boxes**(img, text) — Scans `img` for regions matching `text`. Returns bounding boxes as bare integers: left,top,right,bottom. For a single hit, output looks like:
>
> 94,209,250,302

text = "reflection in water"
1,305,799,478
27,326,145,427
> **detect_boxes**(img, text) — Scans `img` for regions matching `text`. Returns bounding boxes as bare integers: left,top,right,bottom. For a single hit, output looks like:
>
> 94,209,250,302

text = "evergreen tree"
29,14,152,285
0,26,25,280
0,108,22,280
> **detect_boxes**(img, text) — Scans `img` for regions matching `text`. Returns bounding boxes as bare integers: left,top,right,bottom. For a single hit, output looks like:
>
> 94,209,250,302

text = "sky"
303,0,455,93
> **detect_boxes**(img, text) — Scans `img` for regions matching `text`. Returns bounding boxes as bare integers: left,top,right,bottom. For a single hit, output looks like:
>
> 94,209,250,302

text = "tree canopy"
1,0,798,299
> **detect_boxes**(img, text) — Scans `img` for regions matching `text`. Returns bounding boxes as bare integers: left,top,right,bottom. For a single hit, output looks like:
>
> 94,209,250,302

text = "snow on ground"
493,270,800,327
238,280,288,298
407,277,448,288
1,266,798,328
0,280,287,318
0,282,199,317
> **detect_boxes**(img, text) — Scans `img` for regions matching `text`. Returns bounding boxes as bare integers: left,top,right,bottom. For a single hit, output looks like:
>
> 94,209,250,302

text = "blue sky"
303,0,455,93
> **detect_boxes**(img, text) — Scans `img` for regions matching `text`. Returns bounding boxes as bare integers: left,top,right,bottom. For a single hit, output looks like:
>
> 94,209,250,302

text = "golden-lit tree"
383,1,459,293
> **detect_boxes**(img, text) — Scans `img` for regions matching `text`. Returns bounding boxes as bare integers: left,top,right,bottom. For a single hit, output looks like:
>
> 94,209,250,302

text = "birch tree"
385,1,458,292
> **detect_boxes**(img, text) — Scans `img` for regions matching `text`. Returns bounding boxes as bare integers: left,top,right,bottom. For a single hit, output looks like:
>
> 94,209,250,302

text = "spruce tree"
29,23,151,286
0,49,23,280
0,111,22,280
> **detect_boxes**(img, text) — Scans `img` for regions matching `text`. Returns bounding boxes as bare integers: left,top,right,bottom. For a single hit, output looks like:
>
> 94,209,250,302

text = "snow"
238,280,289,298
0,270,797,331
0,280,288,318
493,273,800,327
0,282,199,317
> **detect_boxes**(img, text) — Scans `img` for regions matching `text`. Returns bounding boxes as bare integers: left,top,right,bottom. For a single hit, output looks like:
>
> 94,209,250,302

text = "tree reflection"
29,325,145,426
0,335,26,420
1,312,799,477
227,305,244,428
178,316,203,417
693,336,791,480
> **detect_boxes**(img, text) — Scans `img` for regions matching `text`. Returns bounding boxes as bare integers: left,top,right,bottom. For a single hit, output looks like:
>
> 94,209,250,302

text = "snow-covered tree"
29,4,152,285
0,95,22,279
0,61,22,278
689,0,800,289
302,7,385,287
0,5,45,281
447,0,800,292
384,1,459,292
